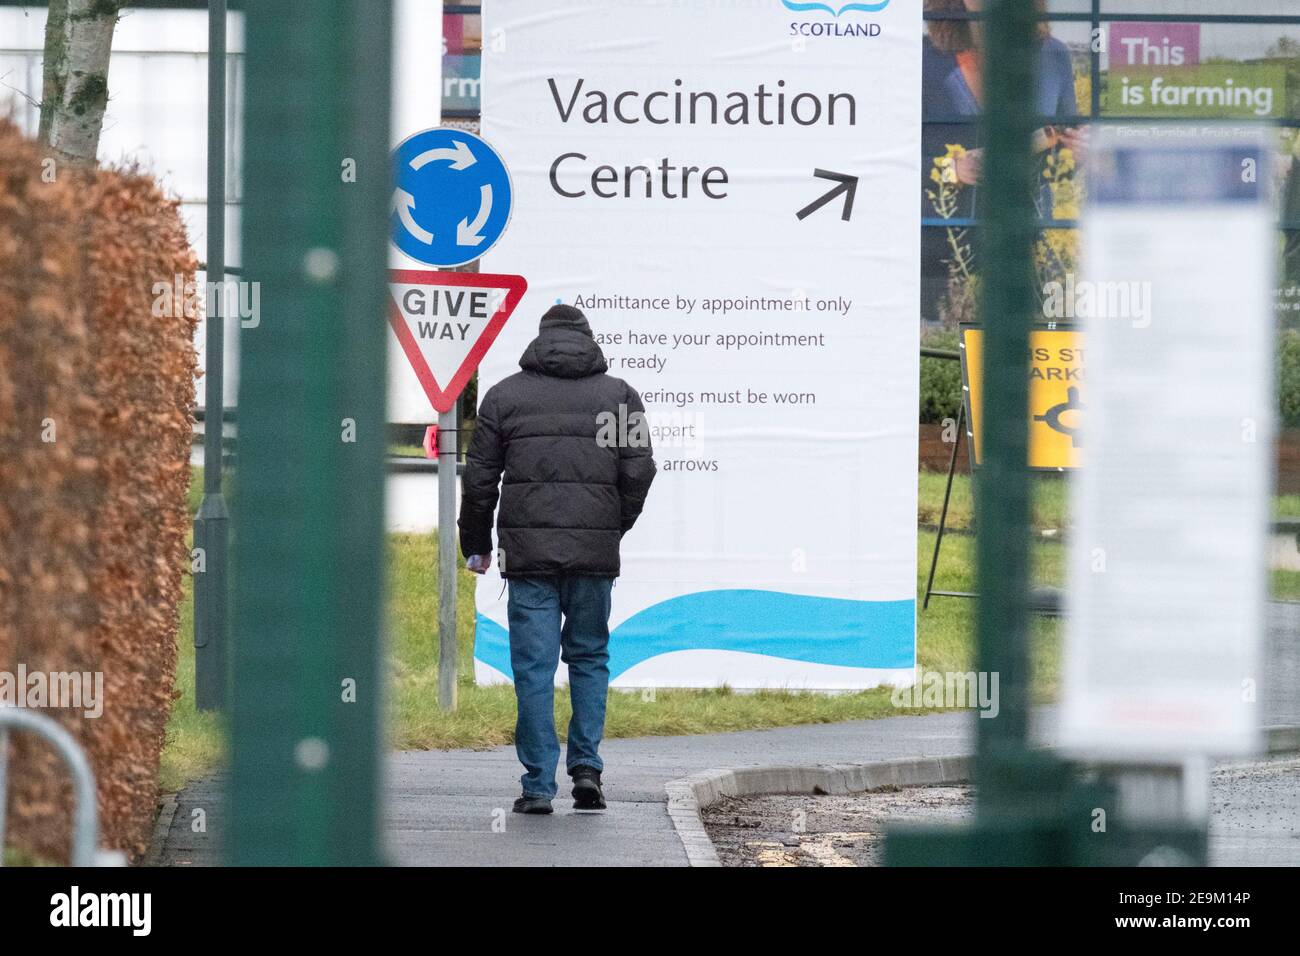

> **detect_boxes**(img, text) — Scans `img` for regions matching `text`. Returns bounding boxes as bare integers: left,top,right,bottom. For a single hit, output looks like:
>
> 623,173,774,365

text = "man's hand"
466,553,491,574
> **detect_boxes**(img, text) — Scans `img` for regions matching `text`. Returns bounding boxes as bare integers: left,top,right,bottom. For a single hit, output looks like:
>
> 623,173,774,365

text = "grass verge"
162,465,1288,790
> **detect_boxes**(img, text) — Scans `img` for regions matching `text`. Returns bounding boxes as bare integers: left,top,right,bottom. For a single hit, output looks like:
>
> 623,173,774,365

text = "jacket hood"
519,326,608,379
538,303,592,335
520,304,607,378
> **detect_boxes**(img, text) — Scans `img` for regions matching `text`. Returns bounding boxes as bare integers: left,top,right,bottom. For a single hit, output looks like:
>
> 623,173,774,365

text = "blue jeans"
507,575,613,799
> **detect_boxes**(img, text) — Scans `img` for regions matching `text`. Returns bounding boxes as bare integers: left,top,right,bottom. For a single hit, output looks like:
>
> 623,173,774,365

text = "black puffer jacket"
458,305,657,577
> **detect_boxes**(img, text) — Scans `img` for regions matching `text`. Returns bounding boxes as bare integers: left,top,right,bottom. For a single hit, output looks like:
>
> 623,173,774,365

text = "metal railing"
0,707,118,867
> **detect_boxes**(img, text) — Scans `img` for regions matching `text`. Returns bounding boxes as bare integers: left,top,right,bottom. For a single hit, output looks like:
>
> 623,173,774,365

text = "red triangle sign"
387,270,528,414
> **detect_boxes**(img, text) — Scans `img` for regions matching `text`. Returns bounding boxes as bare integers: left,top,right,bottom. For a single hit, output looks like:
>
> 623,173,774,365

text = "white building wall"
1,3,442,418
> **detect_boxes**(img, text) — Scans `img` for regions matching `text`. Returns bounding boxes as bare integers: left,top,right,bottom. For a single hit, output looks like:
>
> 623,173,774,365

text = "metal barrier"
0,707,118,867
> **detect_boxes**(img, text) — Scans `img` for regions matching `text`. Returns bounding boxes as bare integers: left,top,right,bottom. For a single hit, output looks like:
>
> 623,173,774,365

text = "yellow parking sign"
961,326,1084,470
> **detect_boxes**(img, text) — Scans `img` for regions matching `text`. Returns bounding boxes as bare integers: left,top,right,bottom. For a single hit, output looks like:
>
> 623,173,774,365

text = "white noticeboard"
475,0,921,689
1062,124,1274,759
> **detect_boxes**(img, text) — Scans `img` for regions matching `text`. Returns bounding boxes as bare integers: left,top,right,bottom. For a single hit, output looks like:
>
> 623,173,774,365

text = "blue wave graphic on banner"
781,0,892,16
474,589,915,680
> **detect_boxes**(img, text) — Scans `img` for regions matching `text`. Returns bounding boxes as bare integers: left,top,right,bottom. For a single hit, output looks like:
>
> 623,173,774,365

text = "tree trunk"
37,0,68,142
39,0,122,162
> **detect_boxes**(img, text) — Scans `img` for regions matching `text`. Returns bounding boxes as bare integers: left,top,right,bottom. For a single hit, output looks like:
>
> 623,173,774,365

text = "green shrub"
461,371,479,420
920,328,964,424
1282,330,1300,428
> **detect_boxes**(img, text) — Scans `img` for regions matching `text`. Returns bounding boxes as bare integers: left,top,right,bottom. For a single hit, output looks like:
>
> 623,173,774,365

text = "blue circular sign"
391,127,514,268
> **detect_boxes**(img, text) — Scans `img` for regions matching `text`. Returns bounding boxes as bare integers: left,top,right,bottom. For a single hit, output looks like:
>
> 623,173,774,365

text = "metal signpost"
388,128,524,713
193,0,228,712
438,421,458,711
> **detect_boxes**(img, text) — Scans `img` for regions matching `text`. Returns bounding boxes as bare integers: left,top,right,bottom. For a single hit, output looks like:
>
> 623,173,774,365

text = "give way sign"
387,270,527,414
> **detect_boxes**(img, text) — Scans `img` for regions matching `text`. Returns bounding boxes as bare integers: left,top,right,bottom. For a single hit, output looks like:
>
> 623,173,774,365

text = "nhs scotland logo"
783,0,888,38
782,1,892,15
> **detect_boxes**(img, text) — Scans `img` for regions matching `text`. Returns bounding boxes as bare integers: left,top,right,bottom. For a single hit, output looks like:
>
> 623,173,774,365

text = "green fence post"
971,0,1037,801
887,0,1068,865
229,0,392,866
889,1,1211,866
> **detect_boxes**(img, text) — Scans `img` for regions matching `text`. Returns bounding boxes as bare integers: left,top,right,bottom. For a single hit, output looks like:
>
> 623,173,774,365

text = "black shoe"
570,766,606,810
512,795,553,815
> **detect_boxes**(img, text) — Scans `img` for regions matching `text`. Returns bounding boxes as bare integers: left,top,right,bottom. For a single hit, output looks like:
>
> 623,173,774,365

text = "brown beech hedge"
0,119,196,863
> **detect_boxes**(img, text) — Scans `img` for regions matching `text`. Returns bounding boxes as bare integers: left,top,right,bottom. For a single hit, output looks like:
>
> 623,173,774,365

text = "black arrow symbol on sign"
795,169,859,222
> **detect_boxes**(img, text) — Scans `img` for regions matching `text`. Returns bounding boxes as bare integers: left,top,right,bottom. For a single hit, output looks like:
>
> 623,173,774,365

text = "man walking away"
459,304,657,814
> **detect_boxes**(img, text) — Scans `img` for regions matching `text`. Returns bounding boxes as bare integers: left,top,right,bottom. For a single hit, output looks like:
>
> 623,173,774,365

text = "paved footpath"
153,708,1300,867
154,598,1296,867
156,711,974,866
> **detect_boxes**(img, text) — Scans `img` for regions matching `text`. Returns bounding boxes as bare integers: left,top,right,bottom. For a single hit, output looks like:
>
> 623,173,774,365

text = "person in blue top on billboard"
921,0,1084,323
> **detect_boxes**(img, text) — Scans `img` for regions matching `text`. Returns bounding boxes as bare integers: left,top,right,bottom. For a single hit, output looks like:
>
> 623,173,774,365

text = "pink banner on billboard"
1109,22,1201,68
443,13,465,55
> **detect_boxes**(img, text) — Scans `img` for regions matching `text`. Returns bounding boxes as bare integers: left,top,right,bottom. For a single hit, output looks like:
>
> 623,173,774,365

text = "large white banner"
476,0,920,689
